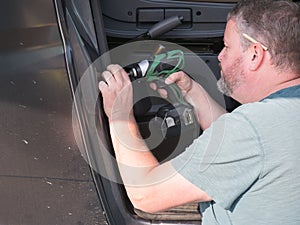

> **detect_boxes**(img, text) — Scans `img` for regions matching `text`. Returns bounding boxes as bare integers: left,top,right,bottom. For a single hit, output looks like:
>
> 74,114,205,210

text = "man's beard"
217,58,245,97
217,74,233,96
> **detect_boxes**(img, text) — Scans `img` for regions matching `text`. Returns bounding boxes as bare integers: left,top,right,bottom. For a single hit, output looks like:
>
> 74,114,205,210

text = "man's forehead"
224,19,239,42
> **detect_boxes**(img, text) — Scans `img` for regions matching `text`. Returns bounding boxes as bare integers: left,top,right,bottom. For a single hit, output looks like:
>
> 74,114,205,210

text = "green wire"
144,49,188,105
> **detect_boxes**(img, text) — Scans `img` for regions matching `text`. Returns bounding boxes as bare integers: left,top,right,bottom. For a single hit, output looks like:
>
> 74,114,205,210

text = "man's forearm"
109,116,159,186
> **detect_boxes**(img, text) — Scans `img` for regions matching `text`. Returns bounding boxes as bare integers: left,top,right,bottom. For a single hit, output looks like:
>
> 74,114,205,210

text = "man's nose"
218,48,224,62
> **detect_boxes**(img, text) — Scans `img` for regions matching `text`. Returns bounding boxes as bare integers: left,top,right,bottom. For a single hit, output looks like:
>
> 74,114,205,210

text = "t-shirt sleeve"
171,112,263,210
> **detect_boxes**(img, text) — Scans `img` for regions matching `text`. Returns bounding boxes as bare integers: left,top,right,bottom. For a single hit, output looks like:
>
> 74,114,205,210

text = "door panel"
55,0,240,224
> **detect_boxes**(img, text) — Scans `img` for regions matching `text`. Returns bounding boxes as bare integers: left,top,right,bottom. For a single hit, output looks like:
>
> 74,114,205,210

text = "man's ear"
248,44,265,71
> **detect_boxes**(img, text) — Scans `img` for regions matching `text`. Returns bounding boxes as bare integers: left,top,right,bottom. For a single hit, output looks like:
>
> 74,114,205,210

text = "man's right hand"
164,71,195,98
150,71,195,101
163,71,227,130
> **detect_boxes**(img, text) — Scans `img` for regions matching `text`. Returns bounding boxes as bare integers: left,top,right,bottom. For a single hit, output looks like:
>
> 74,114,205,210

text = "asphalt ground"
0,38,107,225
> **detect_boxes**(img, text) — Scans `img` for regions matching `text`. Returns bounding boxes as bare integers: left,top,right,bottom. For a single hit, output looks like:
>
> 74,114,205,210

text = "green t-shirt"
171,85,300,225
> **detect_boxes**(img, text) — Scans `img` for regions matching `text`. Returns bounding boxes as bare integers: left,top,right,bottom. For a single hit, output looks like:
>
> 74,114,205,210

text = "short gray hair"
228,0,300,74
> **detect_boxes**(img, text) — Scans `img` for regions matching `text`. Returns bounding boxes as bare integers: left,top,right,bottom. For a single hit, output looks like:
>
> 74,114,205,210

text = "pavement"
0,28,107,225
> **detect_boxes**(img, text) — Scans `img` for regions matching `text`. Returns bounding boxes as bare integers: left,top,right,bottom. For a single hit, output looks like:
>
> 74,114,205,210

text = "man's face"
217,19,246,97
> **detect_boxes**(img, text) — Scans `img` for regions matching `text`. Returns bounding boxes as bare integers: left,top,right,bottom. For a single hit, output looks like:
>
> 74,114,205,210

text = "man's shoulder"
223,86,300,139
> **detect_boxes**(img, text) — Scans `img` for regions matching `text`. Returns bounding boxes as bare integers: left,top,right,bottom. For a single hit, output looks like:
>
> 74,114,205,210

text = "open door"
54,0,239,224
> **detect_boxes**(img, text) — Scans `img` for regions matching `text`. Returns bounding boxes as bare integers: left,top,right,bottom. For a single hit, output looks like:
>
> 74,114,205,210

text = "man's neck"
233,71,300,104
268,73,300,96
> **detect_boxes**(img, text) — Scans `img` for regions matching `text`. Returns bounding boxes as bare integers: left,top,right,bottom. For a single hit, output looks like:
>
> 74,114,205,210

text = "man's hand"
165,71,194,97
150,71,194,99
153,71,226,130
98,64,134,121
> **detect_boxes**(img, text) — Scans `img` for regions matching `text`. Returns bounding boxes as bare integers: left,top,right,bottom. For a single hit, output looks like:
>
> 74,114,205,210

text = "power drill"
125,49,184,80
124,50,201,139
124,49,189,105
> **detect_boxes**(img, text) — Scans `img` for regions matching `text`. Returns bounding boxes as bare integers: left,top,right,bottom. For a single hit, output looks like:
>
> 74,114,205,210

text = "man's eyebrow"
223,38,228,46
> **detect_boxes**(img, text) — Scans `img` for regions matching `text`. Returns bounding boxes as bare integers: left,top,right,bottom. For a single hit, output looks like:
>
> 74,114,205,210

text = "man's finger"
107,64,123,73
107,64,130,83
98,81,108,92
165,71,183,85
158,89,168,99
149,82,157,90
102,71,114,84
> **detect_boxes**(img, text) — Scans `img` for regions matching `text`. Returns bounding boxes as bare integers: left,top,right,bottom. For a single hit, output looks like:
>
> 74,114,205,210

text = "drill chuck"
125,60,150,79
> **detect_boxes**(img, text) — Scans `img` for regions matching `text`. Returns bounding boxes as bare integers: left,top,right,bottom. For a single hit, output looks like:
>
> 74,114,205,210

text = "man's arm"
110,117,212,213
99,64,211,213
